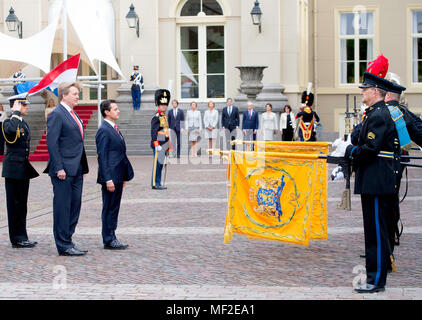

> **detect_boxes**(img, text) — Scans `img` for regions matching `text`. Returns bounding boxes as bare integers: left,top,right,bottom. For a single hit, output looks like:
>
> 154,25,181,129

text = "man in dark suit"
2,98,39,248
221,98,240,150
167,99,184,158
242,102,259,150
96,99,134,250
44,82,89,256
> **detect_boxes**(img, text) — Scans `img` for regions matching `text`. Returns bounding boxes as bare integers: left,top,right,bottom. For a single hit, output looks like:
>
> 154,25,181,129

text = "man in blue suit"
221,98,240,150
96,99,134,250
44,82,89,256
167,99,184,158
242,102,259,150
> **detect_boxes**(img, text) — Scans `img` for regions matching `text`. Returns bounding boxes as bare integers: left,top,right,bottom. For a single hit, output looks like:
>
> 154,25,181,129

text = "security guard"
342,67,401,293
2,98,39,248
296,91,320,141
151,89,171,190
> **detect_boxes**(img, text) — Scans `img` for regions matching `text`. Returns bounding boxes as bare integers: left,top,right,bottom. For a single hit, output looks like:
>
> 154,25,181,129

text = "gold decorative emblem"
368,132,375,140
160,97,168,104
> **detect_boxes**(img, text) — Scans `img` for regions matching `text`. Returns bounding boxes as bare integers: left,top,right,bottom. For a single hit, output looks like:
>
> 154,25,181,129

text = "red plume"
366,54,389,79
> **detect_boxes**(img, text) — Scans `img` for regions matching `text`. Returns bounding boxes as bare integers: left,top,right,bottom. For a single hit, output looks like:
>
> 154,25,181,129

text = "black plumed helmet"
301,91,314,107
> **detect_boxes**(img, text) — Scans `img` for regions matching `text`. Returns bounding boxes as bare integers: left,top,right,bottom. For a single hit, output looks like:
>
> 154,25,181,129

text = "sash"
299,117,314,141
387,105,411,149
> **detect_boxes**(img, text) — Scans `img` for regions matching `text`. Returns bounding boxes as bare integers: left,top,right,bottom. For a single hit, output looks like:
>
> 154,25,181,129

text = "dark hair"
265,103,273,110
100,99,117,118
172,99,179,106
284,105,292,112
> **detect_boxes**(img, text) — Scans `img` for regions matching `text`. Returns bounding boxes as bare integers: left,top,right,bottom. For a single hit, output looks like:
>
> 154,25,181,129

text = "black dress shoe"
74,246,88,253
360,254,366,258
354,283,385,293
59,247,86,256
12,240,38,248
104,239,129,250
152,186,167,190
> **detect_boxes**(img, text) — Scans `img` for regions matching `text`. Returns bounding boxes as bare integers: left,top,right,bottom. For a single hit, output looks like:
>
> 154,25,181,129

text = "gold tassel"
390,255,397,273
224,222,233,244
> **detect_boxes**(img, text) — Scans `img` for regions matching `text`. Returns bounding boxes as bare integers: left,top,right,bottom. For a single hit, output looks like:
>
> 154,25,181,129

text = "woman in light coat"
203,101,219,150
185,101,202,157
260,103,278,141
279,105,296,141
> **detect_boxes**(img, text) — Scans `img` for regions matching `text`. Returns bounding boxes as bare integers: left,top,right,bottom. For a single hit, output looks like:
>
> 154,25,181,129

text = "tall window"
178,0,225,100
412,11,422,83
181,0,223,16
339,12,374,84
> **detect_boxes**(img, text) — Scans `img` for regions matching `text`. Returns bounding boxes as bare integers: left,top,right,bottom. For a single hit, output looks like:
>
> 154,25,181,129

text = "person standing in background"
185,101,202,157
12,69,25,95
242,102,259,150
45,98,56,120
221,98,240,150
260,103,278,141
130,66,144,111
167,99,184,158
203,101,219,151
280,105,296,141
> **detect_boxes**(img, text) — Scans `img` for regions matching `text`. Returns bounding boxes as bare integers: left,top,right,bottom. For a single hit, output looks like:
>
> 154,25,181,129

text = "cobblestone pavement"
0,155,421,300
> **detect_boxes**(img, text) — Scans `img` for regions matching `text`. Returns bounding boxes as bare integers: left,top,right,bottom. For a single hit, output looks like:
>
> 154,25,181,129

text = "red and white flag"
9,53,81,100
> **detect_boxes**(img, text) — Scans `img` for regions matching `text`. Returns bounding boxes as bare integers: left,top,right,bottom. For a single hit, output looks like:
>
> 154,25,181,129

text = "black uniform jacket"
296,110,320,123
345,100,401,195
386,100,422,148
151,110,169,148
1,111,39,180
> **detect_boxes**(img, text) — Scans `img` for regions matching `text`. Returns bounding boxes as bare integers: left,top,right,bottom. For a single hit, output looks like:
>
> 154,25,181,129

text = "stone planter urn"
235,66,268,100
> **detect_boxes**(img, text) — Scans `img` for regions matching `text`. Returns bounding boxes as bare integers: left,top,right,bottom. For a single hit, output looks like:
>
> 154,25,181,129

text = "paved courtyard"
0,154,421,300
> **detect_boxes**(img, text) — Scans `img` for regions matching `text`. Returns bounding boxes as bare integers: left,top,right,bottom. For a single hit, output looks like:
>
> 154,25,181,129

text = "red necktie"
70,110,83,138
114,124,122,138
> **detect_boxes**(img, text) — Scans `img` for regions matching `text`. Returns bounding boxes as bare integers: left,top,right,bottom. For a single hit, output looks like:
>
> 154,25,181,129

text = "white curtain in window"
340,39,347,83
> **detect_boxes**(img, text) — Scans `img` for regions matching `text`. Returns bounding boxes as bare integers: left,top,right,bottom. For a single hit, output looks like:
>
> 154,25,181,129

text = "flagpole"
98,60,102,128
63,0,67,60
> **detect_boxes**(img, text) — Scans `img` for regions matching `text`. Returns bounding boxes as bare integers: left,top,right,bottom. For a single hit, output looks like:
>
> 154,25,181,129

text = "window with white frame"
339,11,374,84
412,11,422,83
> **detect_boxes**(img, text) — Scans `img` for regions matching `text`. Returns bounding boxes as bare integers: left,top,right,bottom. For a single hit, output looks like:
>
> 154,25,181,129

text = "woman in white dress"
203,101,219,150
185,101,202,157
279,105,296,141
260,103,278,141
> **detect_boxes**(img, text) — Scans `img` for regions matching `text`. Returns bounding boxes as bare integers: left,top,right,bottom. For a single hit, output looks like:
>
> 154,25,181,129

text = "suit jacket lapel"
104,121,125,146
59,104,84,140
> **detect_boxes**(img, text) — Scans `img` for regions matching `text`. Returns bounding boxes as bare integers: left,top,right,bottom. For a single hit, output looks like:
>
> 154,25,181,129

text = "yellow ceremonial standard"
253,141,330,239
224,150,326,246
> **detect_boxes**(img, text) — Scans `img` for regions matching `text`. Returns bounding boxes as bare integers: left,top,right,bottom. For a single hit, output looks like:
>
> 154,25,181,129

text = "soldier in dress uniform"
1,98,39,248
296,91,320,141
130,65,144,111
338,55,402,293
384,75,422,254
151,89,171,190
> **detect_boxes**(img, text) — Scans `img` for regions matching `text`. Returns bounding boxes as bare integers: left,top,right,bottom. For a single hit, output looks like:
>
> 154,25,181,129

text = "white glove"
155,145,162,152
330,166,344,181
330,135,351,157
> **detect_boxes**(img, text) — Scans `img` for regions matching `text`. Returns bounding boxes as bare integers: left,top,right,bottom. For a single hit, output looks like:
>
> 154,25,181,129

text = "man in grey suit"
44,82,89,256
